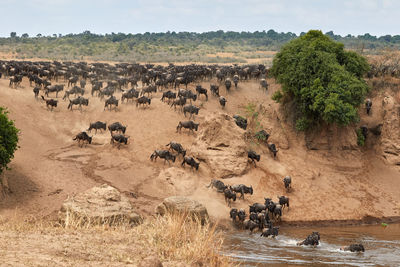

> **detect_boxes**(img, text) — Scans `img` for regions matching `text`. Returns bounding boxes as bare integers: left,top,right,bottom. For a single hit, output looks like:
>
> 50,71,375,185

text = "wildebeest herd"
208,175,365,251
0,59,365,253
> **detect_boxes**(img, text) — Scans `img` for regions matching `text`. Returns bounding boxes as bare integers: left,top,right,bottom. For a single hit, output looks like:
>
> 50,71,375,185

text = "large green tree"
270,30,370,130
0,107,19,174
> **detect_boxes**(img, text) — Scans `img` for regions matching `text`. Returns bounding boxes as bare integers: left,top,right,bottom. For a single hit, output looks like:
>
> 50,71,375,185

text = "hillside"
0,74,399,225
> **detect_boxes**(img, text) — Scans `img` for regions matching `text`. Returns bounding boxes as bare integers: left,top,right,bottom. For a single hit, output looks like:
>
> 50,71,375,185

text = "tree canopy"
270,30,370,130
0,107,19,174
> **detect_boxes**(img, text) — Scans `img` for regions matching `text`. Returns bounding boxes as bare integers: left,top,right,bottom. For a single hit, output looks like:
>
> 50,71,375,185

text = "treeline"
0,30,399,63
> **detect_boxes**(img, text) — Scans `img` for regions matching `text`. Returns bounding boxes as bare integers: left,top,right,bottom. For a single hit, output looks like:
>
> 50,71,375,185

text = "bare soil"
1,70,400,266
0,74,399,226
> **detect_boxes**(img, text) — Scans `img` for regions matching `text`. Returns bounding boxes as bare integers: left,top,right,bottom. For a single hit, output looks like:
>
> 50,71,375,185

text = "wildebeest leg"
241,189,244,200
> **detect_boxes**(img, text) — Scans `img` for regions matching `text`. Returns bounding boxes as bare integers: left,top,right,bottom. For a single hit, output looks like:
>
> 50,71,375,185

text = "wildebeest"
278,196,290,211
140,85,157,97
108,122,127,134
268,143,278,159
195,85,208,100
219,96,227,108
136,96,151,108
80,79,86,88
181,156,199,170
206,179,228,193
166,141,186,157
150,150,176,165
238,209,246,222
45,85,64,97
9,75,22,88
365,98,372,115
225,79,232,91
297,232,320,246
121,89,139,103
360,125,368,140
68,76,79,87
161,90,176,102
233,115,247,130
340,244,365,252
210,84,220,96
41,96,58,110
178,89,197,102
260,78,268,91
63,86,84,100
98,86,115,99
170,97,187,111
261,226,279,238
88,121,106,134
249,212,258,222
249,203,267,213
176,121,199,133
233,75,239,88
231,184,253,200
283,176,292,192
248,150,261,167
254,129,270,142
183,104,200,119
230,208,238,221
223,188,236,207
110,134,129,149
104,96,119,111
67,96,89,111
33,87,40,98
271,204,282,221
73,131,92,147
244,219,259,233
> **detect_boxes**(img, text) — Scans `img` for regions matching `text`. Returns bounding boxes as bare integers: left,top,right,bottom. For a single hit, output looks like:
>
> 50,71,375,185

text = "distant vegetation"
1,30,400,63
271,30,370,131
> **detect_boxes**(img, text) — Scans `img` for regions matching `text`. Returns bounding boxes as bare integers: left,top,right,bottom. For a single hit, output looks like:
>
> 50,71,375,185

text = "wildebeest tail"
41,95,45,101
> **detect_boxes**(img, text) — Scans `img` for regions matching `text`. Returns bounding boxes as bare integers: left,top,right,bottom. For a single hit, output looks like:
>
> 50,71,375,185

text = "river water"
223,223,400,266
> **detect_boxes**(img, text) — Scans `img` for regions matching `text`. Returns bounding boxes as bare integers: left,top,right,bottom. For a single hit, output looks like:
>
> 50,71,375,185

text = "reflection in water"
223,223,400,266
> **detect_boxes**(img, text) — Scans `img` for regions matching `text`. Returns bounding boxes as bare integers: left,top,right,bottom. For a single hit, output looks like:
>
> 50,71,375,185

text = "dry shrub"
0,212,231,266
134,212,231,266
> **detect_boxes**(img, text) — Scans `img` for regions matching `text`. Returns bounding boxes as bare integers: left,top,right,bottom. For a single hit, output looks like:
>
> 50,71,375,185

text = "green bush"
0,107,19,174
270,30,370,130
271,90,283,103
356,128,365,146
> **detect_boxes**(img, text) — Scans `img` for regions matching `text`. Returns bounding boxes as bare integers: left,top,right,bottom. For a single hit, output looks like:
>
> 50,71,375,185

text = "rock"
156,196,209,224
141,167,197,199
59,184,142,226
189,113,248,178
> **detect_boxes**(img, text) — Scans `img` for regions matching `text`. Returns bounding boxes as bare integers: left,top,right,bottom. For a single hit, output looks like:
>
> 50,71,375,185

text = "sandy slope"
0,75,399,225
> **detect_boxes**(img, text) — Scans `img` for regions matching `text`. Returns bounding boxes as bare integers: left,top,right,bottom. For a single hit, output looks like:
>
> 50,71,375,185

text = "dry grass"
0,212,231,266
135,213,231,266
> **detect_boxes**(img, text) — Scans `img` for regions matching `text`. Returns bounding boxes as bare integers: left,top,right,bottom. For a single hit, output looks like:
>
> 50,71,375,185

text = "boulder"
156,196,209,224
189,113,248,178
59,184,142,226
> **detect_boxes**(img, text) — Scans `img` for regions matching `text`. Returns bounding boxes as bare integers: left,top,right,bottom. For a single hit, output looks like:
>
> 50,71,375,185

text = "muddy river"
223,223,400,266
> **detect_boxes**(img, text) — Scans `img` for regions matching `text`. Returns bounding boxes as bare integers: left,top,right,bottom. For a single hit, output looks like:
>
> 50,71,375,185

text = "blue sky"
0,0,398,37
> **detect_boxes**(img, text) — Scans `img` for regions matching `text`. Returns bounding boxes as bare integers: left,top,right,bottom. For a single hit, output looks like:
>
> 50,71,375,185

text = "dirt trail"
0,75,399,224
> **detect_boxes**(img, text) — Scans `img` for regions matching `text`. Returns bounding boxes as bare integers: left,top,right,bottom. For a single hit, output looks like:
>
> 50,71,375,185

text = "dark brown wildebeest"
73,131,92,147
